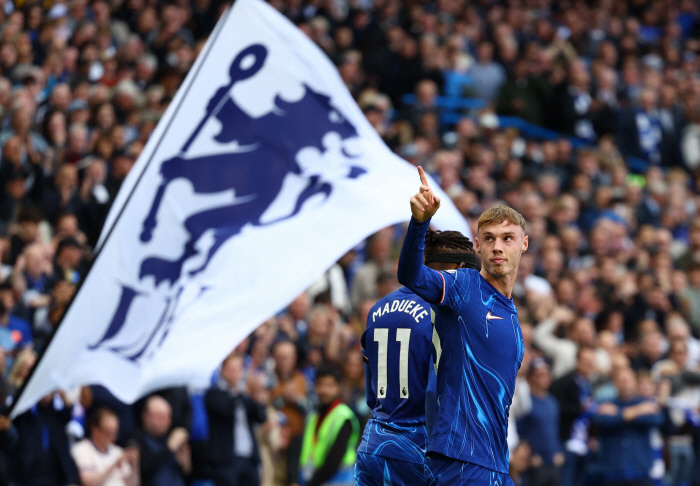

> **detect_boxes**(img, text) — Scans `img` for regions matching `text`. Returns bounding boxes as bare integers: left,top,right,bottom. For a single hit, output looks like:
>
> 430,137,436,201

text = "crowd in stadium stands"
0,0,698,485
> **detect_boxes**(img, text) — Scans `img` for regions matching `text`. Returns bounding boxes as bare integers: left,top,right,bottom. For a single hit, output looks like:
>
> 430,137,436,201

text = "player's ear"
521,234,529,253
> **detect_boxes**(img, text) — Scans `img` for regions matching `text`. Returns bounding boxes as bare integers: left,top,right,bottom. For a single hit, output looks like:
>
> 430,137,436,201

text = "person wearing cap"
516,358,564,486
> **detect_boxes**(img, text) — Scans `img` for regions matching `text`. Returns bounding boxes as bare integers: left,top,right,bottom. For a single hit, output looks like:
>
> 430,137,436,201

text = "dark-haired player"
398,167,528,485
355,228,476,486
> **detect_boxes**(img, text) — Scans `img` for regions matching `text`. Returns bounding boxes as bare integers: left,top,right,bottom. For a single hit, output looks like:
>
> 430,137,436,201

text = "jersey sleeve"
436,268,473,311
397,217,445,304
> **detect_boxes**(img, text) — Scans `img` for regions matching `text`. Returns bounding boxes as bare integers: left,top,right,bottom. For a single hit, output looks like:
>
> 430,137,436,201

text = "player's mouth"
491,257,506,264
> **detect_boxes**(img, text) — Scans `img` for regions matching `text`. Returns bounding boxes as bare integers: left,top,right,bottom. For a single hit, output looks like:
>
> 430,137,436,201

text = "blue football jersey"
358,287,434,464
398,218,525,474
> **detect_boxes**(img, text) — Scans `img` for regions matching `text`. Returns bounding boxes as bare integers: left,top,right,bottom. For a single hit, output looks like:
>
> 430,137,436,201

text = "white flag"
12,0,469,416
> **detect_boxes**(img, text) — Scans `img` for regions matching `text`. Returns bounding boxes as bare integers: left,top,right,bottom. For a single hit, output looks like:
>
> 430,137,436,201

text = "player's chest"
440,302,523,361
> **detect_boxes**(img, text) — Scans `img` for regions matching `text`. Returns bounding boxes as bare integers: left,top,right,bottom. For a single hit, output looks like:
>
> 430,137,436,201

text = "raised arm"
397,167,445,304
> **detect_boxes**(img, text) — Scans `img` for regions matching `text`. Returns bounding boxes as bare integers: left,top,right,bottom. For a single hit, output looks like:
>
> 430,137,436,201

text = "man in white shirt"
71,407,140,486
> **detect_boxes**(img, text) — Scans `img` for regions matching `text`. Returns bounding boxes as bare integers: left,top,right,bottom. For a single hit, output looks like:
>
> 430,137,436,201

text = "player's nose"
492,238,504,252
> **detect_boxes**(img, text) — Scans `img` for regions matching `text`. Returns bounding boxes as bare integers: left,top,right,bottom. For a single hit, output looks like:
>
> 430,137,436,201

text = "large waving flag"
11,0,469,416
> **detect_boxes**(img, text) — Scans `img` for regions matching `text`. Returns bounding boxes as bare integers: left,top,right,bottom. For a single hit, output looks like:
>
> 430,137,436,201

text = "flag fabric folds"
12,0,470,416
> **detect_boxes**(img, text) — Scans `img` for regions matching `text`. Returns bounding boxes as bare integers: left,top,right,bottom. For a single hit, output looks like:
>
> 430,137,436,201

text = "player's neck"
479,268,515,299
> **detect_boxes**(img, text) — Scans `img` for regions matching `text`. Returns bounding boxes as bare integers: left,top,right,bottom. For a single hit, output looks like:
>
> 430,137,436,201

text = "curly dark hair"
424,229,475,254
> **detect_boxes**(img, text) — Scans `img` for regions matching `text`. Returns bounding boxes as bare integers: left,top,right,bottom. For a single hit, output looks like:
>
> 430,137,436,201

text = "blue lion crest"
90,44,366,361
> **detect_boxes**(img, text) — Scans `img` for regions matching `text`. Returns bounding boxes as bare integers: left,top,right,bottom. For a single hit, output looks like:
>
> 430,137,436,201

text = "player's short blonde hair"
477,205,526,233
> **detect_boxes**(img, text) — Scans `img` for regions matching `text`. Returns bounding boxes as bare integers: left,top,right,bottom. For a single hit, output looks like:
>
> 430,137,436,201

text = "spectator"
550,347,597,486
297,366,359,486
496,58,550,125
508,353,534,454
470,41,506,103
616,87,664,166
517,358,563,486
5,347,36,400
13,242,52,340
79,158,112,247
403,79,440,135
51,237,86,286
132,395,190,486
86,386,137,449
265,412,301,486
270,340,311,441
510,440,535,486
632,330,666,372
0,392,80,486
592,366,664,486
652,339,699,486
350,228,394,309
133,387,192,435
64,121,90,165
533,306,596,379
549,60,597,141
205,353,267,486
7,206,43,266
0,280,32,359
71,407,140,486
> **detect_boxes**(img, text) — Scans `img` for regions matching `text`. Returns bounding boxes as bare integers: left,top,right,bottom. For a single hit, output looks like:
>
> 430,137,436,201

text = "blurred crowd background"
0,0,698,485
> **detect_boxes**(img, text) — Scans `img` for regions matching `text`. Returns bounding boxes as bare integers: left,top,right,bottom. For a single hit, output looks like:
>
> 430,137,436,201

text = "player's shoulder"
378,286,426,304
437,267,477,276
437,267,478,285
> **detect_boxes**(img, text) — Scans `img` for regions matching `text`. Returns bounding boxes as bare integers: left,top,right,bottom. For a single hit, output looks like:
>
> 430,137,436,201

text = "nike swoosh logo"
486,311,503,320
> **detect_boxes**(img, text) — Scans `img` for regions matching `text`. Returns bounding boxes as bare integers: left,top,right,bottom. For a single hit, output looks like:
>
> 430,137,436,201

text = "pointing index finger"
418,166,429,187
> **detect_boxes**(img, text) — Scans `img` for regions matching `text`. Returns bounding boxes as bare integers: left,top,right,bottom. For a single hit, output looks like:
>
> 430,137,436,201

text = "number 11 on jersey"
374,328,411,399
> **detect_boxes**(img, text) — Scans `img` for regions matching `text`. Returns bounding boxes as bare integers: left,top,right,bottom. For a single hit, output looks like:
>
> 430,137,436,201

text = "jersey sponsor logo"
486,311,503,320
